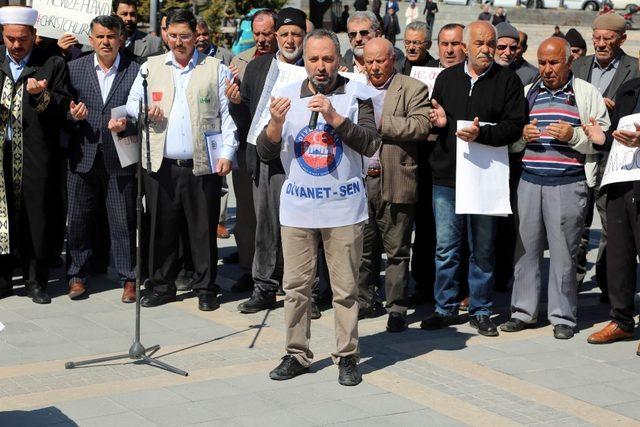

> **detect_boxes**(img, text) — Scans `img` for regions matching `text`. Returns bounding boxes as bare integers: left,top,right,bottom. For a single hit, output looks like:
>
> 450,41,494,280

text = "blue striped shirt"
521,82,584,186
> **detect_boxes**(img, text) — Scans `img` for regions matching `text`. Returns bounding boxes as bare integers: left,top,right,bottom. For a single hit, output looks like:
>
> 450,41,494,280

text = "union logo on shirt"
294,124,343,176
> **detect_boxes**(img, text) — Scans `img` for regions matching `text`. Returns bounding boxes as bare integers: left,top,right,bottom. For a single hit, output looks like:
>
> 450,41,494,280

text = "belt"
166,158,193,168
367,168,381,177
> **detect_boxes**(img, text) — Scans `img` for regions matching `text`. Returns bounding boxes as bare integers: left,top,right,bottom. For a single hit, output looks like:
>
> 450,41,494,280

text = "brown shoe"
68,278,86,300
121,281,136,303
587,321,633,344
217,223,230,239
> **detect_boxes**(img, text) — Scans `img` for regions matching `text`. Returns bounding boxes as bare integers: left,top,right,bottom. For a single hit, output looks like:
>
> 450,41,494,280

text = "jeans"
432,185,496,317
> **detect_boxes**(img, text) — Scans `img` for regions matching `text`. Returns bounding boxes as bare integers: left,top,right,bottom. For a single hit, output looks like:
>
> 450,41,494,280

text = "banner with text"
33,0,111,45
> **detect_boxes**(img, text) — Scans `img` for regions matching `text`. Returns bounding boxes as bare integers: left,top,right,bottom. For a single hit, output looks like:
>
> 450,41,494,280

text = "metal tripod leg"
141,355,189,376
65,352,132,369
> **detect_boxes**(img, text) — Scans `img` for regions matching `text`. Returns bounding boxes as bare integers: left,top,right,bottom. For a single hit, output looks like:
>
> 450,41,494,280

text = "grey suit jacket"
379,74,431,204
128,30,164,59
572,51,640,99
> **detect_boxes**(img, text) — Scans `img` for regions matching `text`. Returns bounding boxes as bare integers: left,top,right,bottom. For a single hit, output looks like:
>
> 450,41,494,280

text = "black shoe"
276,285,285,297
25,282,51,305
500,318,534,333
386,312,407,333
222,252,239,264
470,315,499,337
269,355,309,380
311,302,321,320
554,324,574,340
338,356,362,386
420,312,458,330
0,287,12,299
237,292,276,313
230,274,254,293
140,291,176,308
198,293,220,311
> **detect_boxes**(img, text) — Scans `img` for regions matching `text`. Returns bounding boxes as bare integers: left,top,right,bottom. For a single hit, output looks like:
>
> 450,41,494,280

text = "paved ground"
2,5,640,426
1,169,639,426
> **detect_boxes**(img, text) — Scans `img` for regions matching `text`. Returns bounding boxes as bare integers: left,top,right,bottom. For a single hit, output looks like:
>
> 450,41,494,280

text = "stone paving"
3,4,640,426
1,167,639,426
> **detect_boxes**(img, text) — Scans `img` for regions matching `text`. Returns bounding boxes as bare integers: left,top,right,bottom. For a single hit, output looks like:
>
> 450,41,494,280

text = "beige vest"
144,52,221,175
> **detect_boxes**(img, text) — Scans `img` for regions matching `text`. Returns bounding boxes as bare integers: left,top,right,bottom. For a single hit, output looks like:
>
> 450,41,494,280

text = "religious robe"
0,46,71,260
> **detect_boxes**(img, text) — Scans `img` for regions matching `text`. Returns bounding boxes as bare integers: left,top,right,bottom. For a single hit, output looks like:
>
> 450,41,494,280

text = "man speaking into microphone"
257,29,381,386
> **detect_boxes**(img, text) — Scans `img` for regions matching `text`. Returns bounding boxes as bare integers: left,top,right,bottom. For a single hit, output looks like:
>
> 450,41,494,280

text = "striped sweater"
521,83,585,185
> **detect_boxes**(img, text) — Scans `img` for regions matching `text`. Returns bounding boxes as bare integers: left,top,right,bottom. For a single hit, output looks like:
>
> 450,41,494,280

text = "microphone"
309,82,328,130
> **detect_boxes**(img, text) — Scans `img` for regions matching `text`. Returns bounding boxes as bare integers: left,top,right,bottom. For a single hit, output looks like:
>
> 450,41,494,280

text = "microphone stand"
65,70,188,376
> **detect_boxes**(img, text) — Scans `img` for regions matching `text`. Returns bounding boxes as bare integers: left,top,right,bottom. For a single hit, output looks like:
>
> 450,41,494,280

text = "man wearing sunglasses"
341,11,404,75
571,13,640,306
494,22,519,69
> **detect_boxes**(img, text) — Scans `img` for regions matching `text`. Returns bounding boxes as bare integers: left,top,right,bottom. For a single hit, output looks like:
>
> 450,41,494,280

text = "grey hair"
462,21,496,46
405,21,430,39
303,28,342,57
196,16,208,29
347,11,380,33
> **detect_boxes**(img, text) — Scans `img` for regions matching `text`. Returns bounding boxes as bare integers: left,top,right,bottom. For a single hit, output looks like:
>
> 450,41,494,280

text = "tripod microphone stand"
65,70,188,376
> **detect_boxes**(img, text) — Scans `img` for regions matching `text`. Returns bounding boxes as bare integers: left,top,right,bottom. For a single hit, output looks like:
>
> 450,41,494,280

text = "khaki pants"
282,222,364,367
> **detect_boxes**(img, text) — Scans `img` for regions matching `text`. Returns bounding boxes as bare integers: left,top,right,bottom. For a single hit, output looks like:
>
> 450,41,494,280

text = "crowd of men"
0,0,639,387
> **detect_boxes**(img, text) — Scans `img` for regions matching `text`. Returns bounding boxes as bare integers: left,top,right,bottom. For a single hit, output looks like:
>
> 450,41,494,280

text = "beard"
279,45,303,61
310,73,336,93
353,45,364,58
124,22,137,37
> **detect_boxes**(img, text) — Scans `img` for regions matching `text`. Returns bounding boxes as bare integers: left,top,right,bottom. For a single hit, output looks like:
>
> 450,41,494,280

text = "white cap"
0,6,38,27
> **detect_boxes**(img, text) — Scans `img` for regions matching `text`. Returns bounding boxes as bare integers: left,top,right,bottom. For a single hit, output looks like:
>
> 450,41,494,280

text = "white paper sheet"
111,106,139,168
339,71,367,84
409,66,443,98
246,60,308,145
205,130,224,174
455,120,511,216
601,113,640,187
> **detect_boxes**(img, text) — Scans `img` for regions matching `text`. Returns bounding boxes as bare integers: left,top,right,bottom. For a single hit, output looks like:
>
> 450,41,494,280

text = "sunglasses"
348,30,370,39
496,44,517,51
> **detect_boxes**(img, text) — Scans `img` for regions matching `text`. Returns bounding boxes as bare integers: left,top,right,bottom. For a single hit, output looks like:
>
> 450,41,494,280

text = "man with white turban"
0,6,71,304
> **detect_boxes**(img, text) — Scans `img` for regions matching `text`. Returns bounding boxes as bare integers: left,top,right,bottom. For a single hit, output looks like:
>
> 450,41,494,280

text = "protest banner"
33,0,111,45
601,113,640,187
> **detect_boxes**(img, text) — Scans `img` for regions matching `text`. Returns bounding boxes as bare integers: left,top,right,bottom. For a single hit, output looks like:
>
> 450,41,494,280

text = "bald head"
364,37,395,58
537,37,573,90
538,36,571,62
364,37,396,87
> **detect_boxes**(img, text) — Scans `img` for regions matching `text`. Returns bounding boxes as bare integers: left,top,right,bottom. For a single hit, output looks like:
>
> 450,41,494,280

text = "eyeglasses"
348,30,370,39
496,44,517,51
404,40,426,47
168,33,194,42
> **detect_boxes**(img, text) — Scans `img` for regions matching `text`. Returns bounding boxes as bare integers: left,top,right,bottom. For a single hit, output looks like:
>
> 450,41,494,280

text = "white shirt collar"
93,53,120,73
165,50,199,70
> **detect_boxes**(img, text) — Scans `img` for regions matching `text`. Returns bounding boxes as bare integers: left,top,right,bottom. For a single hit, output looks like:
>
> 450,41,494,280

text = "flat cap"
564,28,586,49
495,22,519,41
592,13,627,33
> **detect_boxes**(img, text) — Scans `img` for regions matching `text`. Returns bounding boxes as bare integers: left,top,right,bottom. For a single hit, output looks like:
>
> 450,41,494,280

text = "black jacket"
429,61,526,187
233,53,287,182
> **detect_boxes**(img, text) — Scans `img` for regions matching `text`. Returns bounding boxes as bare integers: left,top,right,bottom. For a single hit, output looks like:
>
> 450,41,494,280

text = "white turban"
0,6,38,27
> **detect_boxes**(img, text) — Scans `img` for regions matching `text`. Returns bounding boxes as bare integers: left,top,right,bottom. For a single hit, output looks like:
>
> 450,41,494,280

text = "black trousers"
411,147,436,295
144,161,221,296
605,182,639,331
